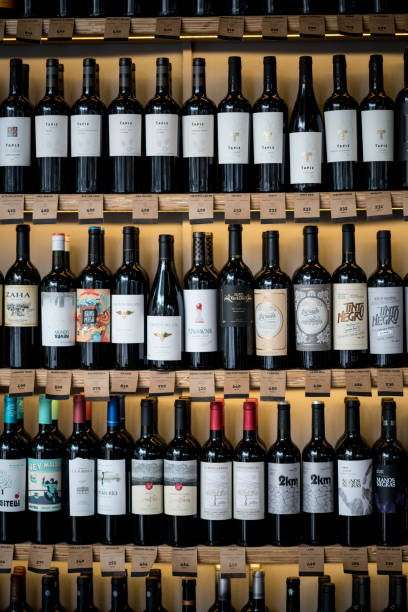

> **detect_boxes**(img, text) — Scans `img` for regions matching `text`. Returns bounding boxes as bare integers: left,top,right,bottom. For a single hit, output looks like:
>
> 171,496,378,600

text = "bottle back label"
109,113,142,157
200,461,232,521
182,115,214,158
289,131,322,184
97,458,126,516
397,110,408,161
362,109,394,162
233,461,264,520
0,117,31,167
164,459,197,517
253,111,283,165
145,114,179,157
5,285,38,327
76,288,111,343
368,286,403,355
217,112,250,165
111,294,144,344
70,115,102,157
338,458,373,516
41,291,76,347
147,315,182,361
324,109,358,163
0,458,26,513
255,288,287,357
267,462,300,515
184,289,217,353
294,284,331,351
28,458,62,513
333,283,368,351
220,286,254,328
374,463,406,514
302,461,334,514
69,457,95,517
35,115,68,159
131,458,163,516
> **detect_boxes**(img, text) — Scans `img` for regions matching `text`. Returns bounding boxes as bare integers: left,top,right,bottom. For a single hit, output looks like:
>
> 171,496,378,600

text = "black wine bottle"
40,575,60,612
262,0,285,13
6,570,33,612
110,576,134,612
157,0,180,15
88,0,108,15
22,64,29,101
226,0,252,13
345,575,360,612
75,575,99,612
85,400,100,445
51,401,65,445
118,395,133,446
300,0,324,12
395,49,408,189
192,0,217,15
18,0,44,15
144,574,167,612
53,0,73,16
208,574,234,612
383,575,407,612
317,576,331,612
205,232,218,277
338,0,364,11
46,568,64,612
354,576,371,612
373,0,394,12
121,0,144,15
320,584,335,612
16,398,31,445
286,577,300,612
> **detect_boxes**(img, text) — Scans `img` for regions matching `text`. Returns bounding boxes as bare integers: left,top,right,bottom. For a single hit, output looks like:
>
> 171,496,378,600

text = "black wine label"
220,286,254,328
374,464,406,514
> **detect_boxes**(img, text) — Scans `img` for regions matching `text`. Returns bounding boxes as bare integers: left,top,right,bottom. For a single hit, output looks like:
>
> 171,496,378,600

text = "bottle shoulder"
35,96,70,116
267,439,301,461
219,261,254,284
182,95,216,115
183,265,218,290
165,437,200,460
218,93,252,114
332,263,367,284
234,438,266,461
253,93,288,115
145,94,180,114
5,261,41,284
302,438,335,461
0,95,33,116
360,92,394,111
41,269,77,290
108,94,143,115
336,436,372,459
254,267,292,289
323,91,359,112
368,268,403,287
293,263,331,285
71,96,107,115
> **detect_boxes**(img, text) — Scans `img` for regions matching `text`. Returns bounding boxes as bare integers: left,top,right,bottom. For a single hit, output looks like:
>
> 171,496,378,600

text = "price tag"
68,545,93,574
218,16,245,40
9,370,35,398
48,18,74,40
110,370,139,394
224,194,251,224
155,16,182,39
0,545,14,574
78,195,104,224
188,194,214,224
401,192,408,219
104,17,130,40
299,15,325,37
99,546,126,577
131,547,157,578
16,18,43,42
305,370,331,398
260,370,286,402
343,548,368,575
83,371,110,401
369,14,395,36
330,192,357,222
132,194,159,224
345,369,372,397
0,20,5,43
149,371,176,397
337,14,363,36
220,547,246,579
189,371,215,402
258,193,286,224
46,370,72,400
262,15,287,39
365,191,393,218
28,544,54,574
0,194,25,224
377,547,402,575
172,548,198,577
224,371,250,399
293,193,320,222
376,368,404,397
32,194,58,224
298,546,325,576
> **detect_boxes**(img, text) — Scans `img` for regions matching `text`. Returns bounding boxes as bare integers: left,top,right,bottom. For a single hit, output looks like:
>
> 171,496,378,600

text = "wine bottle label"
35,115,68,159
289,131,322,184
324,109,358,163
254,288,287,357
76,288,111,343
0,458,26,513
184,289,217,353
41,291,76,347
338,459,373,517
0,117,31,167
302,461,334,514
294,284,331,352
253,111,284,165
28,458,62,513
368,286,403,355
361,109,394,162
220,286,254,328
147,315,182,361
131,459,163,516
267,462,300,515
111,294,144,344
217,112,250,165
70,115,102,157
200,461,232,521
233,461,264,521
333,283,368,351
182,115,215,158
96,458,126,516
5,285,38,328
68,457,95,517
164,459,197,517
109,114,142,157
397,110,408,161
374,464,405,514
145,114,179,157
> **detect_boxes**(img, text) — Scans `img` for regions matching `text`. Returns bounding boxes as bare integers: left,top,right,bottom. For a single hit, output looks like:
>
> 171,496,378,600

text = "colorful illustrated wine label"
28,458,62,513
76,288,111,343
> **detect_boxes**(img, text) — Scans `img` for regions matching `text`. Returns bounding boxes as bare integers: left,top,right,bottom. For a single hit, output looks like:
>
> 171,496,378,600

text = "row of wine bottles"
3,51,408,195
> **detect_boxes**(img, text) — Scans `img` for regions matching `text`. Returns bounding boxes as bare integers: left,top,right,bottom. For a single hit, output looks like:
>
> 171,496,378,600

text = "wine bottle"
293,226,331,369
40,575,60,612
16,398,31,445
18,0,43,16
76,226,112,370
22,63,29,101
368,230,403,368
320,584,335,612
373,0,394,12
395,49,408,189
121,0,144,14
182,58,216,193
112,226,148,370
0,58,33,194
164,399,200,547
253,56,287,192
157,0,180,14
383,575,407,612
219,225,254,370
262,0,285,13
97,396,129,545
192,0,217,15
75,575,99,612
28,395,63,544
53,0,72,16
46,568,65,612
0,0,15,17
182,579,196,612
336,397,374,547
51,401,65,445
41,233,77,370
338,0,363,11
332,224,368,369
205,232,218,278
145,58,180,193
118,395,133,446
209,575,234,612
226,0,252,13
71,58,107,194
5,570,33,612
289,56,324,192
109,58,144,194
84,400,99,445
88,0,108,15
147,235,184,370
110,576,134,612
144,574,167,612
360,55,394,190
299,0,324,12
5,224,41,369
317,576,331,612
345,574,360,612
254,230,291,370
354,576,371,612
286,578,300,612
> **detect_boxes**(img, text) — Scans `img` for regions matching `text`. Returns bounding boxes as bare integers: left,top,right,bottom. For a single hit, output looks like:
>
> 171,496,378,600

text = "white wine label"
28,458,62,513
253,111,284,165
147,315,182,361
338,458,373,517
294,284,331,351
333,283,368,351
109,113,142,157
268,462,300,515
324,109,358,163
35,115,68,159
5,285,38,328
289,131,322,184
97,459,126,516
70,115,102,158
0,458,26,513
302,461,334,514
217,112,250,165
182,115,214,158
68,457,95,517
184,289,217,353
0,117,31,167
41,291,76,347
164,459,197,517
131,458,163,516
111,294,144,344
145,114,179,157
233,461,264,521
361,109,394,163
200,461,232,521
368,286,403,355
255,288,287,357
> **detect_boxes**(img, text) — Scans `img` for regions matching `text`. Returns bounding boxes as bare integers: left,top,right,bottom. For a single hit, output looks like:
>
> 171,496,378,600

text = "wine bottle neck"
405,53,408,88
9,63,22,96
278,408,290,441
192,64,206,95
205,234,214,268
378,235,391,267
369,59,384,92
73,422,86,434
312,405,325,439
10,575,24,604
123,231,138,265
304,232,318,264
107,424,120,434
156,64,170,94
333,61,347,93
299,61,313,87
16,230,29,261
111,584,126,611
263,234,279,268
119,64,132,95
264,61,277,94
193,234,205,266
82,64,96,96
88,233,102,265
229,229,242,261
209,429,224,442
4,422,17,434
381,407,396,441
346,405,360,435
42,586,56,612
342,229,355,264
46,64,59,95
52,249,66,271
228,62,242,93
159,238,174,261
